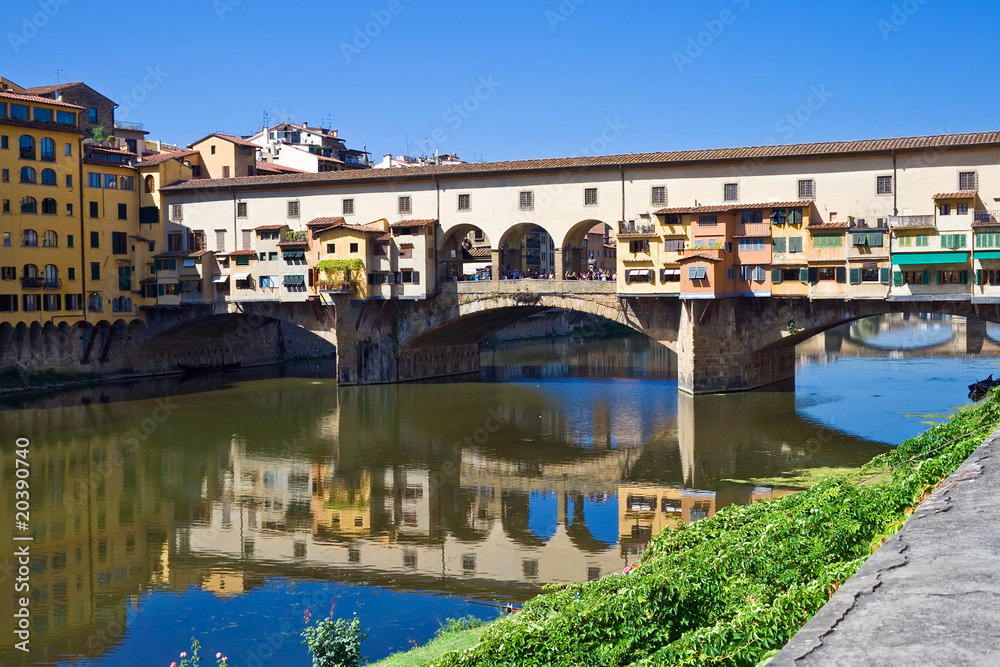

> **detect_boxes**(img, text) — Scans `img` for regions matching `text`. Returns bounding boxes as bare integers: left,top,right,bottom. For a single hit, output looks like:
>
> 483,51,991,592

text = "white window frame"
519,191,534,211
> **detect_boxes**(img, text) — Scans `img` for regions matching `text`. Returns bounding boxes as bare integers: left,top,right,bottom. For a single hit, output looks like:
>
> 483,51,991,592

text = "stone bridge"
5,283,1000,394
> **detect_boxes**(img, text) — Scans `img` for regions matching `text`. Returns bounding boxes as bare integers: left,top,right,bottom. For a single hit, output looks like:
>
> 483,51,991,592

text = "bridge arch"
438,223,493,280
497,222,556,277
561,219,613,277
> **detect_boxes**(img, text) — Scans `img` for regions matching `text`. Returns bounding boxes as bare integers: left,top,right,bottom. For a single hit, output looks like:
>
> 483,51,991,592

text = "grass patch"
0,366,102,391
372,618,490,667
417,393,1000,666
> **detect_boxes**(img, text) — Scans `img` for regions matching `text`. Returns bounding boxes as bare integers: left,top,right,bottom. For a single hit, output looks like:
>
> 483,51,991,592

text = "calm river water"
1,314,996,665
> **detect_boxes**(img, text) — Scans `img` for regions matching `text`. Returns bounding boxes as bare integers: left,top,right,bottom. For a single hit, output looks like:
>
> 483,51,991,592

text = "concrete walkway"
771,428,1000,666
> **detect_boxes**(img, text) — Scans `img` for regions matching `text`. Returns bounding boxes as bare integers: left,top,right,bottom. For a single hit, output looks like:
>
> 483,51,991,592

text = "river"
0,314,996,665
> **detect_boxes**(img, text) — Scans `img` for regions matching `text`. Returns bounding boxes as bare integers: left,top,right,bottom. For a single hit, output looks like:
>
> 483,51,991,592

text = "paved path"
771,428,1000,666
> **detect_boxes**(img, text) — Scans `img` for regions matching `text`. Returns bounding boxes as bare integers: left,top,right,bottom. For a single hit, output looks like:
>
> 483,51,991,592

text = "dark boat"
178,360,243,373
968,374,997,394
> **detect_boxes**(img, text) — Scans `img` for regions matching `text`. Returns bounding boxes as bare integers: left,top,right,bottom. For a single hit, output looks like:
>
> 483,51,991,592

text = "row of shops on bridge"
618,191,1000,302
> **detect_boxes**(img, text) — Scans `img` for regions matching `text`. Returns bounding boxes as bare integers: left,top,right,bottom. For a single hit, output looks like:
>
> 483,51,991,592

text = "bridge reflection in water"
1,313,983,665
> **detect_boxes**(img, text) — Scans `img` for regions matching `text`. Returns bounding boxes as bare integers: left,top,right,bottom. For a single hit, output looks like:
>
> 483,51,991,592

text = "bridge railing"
443,279,617,295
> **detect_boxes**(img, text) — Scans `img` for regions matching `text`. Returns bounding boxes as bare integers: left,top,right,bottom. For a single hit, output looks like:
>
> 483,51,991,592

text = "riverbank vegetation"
395,394,1000,666
0,366,101,391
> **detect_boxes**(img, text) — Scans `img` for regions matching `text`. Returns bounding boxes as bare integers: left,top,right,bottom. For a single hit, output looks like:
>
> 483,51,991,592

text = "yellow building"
0,91,86,325
188,133,257,180
311,217,388,300
81,145,144,321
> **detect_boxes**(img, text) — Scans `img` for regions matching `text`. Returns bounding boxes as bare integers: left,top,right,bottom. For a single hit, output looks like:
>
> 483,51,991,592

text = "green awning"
893,252,968,266
974,251,1000,260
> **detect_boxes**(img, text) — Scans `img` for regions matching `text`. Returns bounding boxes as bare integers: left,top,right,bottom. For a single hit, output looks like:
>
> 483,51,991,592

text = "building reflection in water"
0,331,903,665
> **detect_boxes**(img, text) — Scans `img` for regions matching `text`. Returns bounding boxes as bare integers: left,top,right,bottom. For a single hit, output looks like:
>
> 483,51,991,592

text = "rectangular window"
915,234,929,247
1,169,7,182
42,294,61,311
90,262,100,280
343,198,354,215
584,188,598,206
939,270,968,285
798,179,816,199
940,203,951,216
898,235,913,247
120,176,133,191
724,183,739,201
629,240,650,253
651,186,667,205
10,104,29,120
959,171,978,191
222,165,230,178
90,231,100,248
941,233,967,249
398,196,412,214
772,237,786,253
399,246,413,259
237,202,248,217
65,174,72,187
697,215,717,227
958,203,969,215
1,202,7,214
519,191,534,211
350,242,358,253
687,266,708,280
326,243,336,253
68,267,75,280
171,204,183,222
168,232,183,252
89,202,98,218
1,267,14,280
88,172,101,188
787,237,803,253
112,232,127,254
88,107,98,123
64,142,72,156
33,107,52,123
241,230,252,250
103,174,117,189
0,136,6,149
876,175,893,195
0,295,18,312
287,200,300,217
813,234,843,249
902,270,929,285
216,230,226,252
117,203,127,220
740,211,763,224
458,193,471,211
737,238,767,251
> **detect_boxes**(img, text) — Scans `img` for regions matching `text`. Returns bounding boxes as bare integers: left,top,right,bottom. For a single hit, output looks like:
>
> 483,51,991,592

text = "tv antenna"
53,68,64,84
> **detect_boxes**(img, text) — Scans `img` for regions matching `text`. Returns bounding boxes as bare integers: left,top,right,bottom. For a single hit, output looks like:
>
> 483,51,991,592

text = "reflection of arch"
500,490,549,547
565,492,616,553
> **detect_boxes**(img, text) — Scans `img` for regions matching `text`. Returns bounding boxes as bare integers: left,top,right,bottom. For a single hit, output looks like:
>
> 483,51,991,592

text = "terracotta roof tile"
807,221,850,230
655,201,812,215
277,240,309,247
677,253,724,263
189,132,259,149
23,82,84,95
227,249,257,256
933,191,977,199
465,246,492,259
256,160,308,175
253,224,286,231
137,150,198,167
390,219,436,228
0,90,85,110
162,131,1000,194
307,216,346,227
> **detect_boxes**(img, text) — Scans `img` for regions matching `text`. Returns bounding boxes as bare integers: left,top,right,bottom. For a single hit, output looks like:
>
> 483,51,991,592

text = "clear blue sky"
5,0,998,161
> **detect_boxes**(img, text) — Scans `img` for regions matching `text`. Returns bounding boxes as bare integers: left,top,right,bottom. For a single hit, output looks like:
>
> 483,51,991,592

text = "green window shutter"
849,268,861,284
790,237,802,253
893,270,904,286
977,269,983,286
916,235,928,247
960,234,967,249
799,267,809,283
157,283,164,296
789,208,802,225
772,237,786,253
771,268,783,284
869,232,883,247
922,270,930,285
836,267,847,283
937,270,943,284
880,267,891,284
852,233,866,246
961,270,969,284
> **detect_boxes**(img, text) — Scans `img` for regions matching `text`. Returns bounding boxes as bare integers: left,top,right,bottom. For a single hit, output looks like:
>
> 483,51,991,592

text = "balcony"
618,221,657,237
20,277,48,289
888,215,936,230
975,210,1000,225
733,222,772,238
114,121,144,131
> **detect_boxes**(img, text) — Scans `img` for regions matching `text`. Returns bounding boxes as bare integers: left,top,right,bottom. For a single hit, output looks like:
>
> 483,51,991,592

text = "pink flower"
170,663,177,667
180,653,187,658
216,654,222,659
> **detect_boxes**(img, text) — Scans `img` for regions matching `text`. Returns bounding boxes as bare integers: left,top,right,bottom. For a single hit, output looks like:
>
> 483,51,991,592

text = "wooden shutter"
836,267,847,283
961,270,969,285
880,267,890,284
771,268,782,284
772,237,786,253
849,268,861,285
412,271,420,285
976,269,983,286
893,270,904,286
922,270,930,285
799,267,809,283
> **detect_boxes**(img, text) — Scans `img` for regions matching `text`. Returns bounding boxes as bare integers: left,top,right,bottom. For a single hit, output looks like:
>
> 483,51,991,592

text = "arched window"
19,166,36,183
144,175,155,193
39,138,55,162
23,264,38,279
19,135,35,160
41,198,57,215
43,264,58,287
21,230,38,247
41,168,56,185
42,230,57,247
20,197,37,214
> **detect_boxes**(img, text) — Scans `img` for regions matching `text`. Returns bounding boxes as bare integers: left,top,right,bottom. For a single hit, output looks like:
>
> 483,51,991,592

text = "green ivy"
316,258,365,272
425,394,1000,667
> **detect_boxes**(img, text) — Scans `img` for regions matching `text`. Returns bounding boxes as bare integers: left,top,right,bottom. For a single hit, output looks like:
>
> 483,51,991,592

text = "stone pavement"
771,428,1000,666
